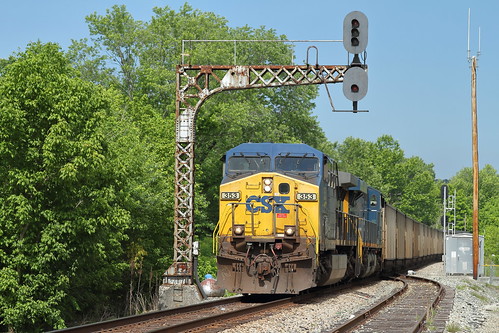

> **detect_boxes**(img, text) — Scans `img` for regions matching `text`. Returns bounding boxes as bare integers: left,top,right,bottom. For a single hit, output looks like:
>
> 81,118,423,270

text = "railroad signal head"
351,19,360,46
343,11,368,54
343,67,368,101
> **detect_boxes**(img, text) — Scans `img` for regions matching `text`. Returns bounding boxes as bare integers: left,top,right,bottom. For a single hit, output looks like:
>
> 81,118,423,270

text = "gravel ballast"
416,262,499,333
220,262,499,333
221,279,403,333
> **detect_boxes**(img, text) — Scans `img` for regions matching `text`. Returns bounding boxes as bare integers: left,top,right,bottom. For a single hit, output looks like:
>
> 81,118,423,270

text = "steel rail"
147,277,383,333
48,296,244,333
329,277,408,333
147,279,376,333
53,277,382,333
328,275,446,333
408,275,445,332
147,296,296,333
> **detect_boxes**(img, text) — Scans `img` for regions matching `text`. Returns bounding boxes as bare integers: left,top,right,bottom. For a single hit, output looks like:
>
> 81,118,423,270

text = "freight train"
213,143,443,294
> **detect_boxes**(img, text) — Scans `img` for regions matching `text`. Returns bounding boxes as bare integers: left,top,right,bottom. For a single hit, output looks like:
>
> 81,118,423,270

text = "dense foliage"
331,135,440,224
68,4,329,234
446,165,499,261
0,3,496,332
0,43,127,330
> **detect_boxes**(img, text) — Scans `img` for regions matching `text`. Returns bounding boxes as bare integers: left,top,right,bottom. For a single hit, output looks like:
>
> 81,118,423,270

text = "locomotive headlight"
233,224,245,236
284,225,296,237
263,178,273,193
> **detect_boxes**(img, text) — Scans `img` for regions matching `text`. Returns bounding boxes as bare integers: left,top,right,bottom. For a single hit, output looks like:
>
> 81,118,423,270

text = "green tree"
84,5,144,99
481,195,499,227
333,135,440,224
448,165,499,258
0,42,131,331
448,165,499,229
397,156,439,223
70,3,328,235
104,96,175,316
483,225,499,262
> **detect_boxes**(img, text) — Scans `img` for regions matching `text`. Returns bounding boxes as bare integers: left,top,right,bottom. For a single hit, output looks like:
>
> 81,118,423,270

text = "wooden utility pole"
471,56,479,280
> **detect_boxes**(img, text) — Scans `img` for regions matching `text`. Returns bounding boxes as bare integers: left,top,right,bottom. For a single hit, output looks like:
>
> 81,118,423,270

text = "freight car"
213,143,443,294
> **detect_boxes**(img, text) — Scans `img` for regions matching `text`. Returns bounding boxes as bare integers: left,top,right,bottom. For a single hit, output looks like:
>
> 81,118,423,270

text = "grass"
471,291,488,302
424,308,437,331
456,279,490,302
462,279,484,292
446,322,461,332
485,283,499,291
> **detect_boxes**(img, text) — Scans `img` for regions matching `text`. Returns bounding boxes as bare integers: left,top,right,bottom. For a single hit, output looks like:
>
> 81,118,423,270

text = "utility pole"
471,55,479,280
468,8,480,280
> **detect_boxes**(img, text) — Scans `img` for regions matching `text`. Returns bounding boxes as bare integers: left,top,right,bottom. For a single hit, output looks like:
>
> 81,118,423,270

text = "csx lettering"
246,196,290,214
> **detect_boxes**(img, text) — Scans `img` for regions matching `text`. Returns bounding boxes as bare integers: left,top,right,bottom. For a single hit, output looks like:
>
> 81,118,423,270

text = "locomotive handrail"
295,204,319,255
278,202,317,243
276,202,302,238
336,211,356,242
335,211,381,248
213,203,240,254
212,207,225,254
214,202,258,245
226,201,257,235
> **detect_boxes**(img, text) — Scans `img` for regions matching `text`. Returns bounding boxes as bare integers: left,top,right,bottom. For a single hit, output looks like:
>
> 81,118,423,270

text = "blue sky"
1,1,497,180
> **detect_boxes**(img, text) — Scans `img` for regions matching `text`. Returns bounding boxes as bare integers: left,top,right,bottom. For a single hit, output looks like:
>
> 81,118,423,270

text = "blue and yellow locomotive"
213,143,385,294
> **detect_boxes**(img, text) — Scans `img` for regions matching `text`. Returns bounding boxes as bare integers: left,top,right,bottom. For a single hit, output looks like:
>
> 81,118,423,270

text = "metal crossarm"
176,65,347,117
165,64,350,284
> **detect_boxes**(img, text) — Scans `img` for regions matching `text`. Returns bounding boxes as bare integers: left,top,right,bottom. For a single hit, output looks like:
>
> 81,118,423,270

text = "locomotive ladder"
164,63,352,286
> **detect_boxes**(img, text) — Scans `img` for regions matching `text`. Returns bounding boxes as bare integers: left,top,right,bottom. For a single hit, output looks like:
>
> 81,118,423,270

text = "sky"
1,0,497,180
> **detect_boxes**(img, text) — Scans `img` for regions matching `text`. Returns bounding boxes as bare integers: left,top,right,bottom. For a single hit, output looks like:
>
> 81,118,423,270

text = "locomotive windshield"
227,155,271,175
275,156,319,174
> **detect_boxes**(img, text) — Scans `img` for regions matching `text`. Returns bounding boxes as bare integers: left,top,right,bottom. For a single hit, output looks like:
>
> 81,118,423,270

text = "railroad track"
52,278,380,333
329,275,454,333
49,295,246,333
50,293,305,333
52,276,452,333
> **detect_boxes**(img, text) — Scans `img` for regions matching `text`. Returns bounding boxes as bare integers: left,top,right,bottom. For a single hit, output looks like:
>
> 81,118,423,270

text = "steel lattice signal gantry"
164,64,350,285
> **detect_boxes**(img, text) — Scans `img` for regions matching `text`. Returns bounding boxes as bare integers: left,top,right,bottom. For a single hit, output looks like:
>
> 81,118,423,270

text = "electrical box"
445,233,484,275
